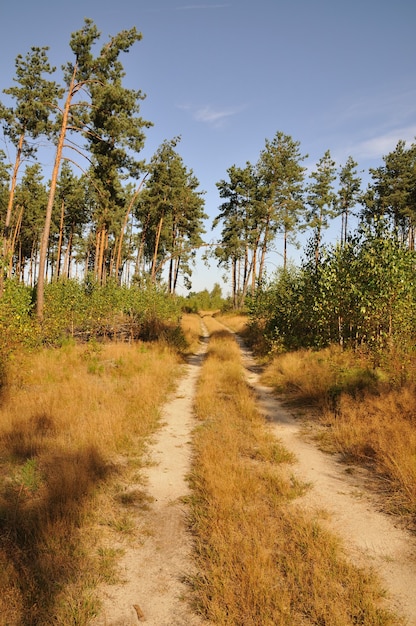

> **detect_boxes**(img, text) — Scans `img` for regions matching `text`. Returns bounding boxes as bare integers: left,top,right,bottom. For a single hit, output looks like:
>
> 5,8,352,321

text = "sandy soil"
91,340,208,626
92,331,416,626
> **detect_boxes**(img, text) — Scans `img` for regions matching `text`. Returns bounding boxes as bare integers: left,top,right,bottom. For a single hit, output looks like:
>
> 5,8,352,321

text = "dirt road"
237,336,416,626
93,329,416,625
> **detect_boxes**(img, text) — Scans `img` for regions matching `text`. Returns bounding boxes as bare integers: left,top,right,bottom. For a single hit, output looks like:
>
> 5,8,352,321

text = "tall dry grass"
0,341,181,625
181,313,206,354
262,347,416,523
189,332,399,625
214,312,249,334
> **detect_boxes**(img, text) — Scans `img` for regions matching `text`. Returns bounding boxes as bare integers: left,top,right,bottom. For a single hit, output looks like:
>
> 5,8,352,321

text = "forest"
0,17,415,358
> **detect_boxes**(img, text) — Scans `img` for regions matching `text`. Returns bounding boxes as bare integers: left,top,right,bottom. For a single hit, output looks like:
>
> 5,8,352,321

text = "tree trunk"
232,257,237,309
283,228,288,271
56,200,65,279
63,229,73,278
37,62,78,320
8,206,23,278
173,254,180,294
151,215,164,282
114,174,147,283
0,133,25,292
96,227,107,285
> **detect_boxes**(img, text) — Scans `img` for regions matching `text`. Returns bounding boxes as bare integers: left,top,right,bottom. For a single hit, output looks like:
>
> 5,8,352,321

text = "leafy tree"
0,46,62,276
306,149,337,265
251,221,416,358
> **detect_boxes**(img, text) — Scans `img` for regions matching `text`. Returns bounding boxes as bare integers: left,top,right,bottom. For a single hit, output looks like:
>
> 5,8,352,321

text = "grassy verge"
261,347,416,524
0,341,181,625
189,331,400,625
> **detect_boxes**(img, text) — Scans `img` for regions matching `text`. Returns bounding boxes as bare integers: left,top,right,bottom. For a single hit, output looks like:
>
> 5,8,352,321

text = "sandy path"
93,328,416,625
92,342,208,626
237,337,416,626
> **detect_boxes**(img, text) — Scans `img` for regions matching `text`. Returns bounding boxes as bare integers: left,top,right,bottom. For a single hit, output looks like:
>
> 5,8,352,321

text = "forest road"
91,334,209,626
92,325,416,626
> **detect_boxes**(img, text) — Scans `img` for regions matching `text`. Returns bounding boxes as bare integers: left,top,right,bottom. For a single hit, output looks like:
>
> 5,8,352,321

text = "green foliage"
183,283,226,313
40,278,183,345
0,277,183,349
0,279,36,350
248,224,416,362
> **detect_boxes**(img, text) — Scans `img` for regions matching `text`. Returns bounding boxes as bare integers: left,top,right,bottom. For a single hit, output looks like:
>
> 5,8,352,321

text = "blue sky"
1,0,416,294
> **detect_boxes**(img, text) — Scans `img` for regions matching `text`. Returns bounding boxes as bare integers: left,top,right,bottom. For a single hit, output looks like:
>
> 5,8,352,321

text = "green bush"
0,279,37,350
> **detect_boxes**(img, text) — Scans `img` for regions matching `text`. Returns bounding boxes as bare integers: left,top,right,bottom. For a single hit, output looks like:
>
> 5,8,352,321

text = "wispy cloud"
353,124,416,160
178,103,245,127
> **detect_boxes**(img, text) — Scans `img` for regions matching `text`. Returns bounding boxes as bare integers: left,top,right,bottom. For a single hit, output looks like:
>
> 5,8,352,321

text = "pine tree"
337,156,361,245
257,131,307,271
306,149,337,265
36,19,150,317
135,139,206,291
362,140,416,248
0,47,62,278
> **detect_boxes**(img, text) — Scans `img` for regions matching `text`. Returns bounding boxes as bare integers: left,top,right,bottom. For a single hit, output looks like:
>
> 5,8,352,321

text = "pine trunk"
37,62,78,320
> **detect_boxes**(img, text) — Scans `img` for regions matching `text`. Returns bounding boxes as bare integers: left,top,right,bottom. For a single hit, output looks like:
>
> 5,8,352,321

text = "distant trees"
214,132,309,307
135,138,206,293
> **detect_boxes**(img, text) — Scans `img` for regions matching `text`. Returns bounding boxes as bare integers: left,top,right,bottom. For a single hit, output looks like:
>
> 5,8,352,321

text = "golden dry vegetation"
0,341,181,625
261,347,416,524
189,330,400,625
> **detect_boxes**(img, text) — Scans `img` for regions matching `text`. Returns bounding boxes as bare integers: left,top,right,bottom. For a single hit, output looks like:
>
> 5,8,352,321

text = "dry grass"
181,313,205,354
322,387,416,519
262,347,416,523
198,312,229,335
214,312,249,334
0,341,181,625
189,331,400,625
